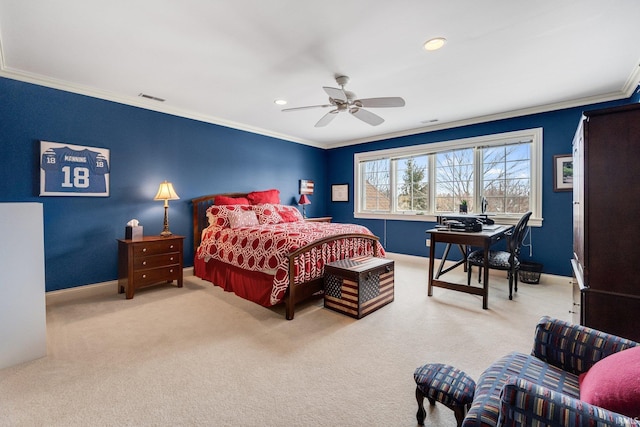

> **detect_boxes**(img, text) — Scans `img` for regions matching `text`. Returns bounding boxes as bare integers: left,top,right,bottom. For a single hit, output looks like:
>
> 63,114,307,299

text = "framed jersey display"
40,141,110,197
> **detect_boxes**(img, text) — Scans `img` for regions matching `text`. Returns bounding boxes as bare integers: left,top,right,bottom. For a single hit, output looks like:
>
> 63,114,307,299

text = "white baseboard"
46,267,195,306
46,255,571,306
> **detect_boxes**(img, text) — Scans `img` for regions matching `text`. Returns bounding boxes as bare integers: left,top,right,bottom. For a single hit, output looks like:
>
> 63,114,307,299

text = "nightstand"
117,235,184,299
305,217,332,223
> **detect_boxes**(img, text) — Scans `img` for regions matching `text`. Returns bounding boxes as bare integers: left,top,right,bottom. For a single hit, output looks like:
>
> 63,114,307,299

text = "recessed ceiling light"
274,99,287,106
423,37,446,51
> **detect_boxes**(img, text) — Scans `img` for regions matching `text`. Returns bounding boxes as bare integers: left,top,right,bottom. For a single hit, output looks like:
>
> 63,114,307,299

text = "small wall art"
553,154,573,192
299,179,314,195
331,184,349,202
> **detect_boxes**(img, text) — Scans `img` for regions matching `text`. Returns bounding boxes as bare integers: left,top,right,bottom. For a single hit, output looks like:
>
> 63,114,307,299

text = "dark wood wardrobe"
571,103,640,342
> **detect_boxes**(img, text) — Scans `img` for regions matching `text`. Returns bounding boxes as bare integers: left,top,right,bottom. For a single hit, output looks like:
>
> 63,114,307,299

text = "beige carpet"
0,254,572,427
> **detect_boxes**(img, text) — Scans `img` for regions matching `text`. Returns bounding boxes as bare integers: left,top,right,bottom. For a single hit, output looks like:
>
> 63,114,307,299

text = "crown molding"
325,82,640,149
2,57,638,151
0,65,326,149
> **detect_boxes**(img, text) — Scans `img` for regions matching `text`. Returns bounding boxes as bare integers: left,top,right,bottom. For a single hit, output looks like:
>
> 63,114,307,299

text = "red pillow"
247,189,280,205
579,346,640,418
278,210,302,223
214,195,249,205
274,205,304,223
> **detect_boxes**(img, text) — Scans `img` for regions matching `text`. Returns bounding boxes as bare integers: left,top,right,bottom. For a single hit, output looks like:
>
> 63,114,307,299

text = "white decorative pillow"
228,210,259,228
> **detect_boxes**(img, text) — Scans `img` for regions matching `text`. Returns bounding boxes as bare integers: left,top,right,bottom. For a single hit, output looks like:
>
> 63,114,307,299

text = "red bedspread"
196,221,384,306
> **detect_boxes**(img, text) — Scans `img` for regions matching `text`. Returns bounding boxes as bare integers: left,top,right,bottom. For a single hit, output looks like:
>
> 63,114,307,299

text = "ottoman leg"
415,387,426,426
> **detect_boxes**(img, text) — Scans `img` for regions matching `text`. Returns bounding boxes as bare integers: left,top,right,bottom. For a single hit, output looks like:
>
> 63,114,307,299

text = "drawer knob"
170,257,174,261
142,274,147,278
170,245,174,249
143,248,147,252
142,261,147,266
169,269,174,273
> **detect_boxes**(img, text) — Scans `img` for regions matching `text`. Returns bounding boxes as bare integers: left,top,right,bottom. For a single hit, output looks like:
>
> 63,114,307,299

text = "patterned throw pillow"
252,204,283,225
206,205,252,228
228,210,259,228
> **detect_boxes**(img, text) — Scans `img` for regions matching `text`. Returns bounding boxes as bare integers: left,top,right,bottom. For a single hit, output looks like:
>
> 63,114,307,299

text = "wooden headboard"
191,192,249,254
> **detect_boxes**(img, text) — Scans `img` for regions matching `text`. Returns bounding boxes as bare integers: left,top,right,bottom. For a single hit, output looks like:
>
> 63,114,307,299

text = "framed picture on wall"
299,179,314,195
553,154,573,192
331,184,349,202
40,141,110,197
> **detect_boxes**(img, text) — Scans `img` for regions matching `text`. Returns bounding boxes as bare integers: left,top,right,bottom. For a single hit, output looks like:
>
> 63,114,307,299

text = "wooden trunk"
324,256,394,319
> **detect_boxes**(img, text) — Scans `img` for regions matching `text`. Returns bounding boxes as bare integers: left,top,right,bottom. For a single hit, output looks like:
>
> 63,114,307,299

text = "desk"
427,226,512,309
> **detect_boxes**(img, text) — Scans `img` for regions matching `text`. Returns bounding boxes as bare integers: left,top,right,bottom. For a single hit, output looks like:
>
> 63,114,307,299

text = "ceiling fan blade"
323,86,346,102
282,104,331,112
350,108,384,126
356,97,405,108
315,110,339,127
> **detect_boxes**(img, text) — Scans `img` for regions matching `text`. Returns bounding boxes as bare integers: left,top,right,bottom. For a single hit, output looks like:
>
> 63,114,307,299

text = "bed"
192,190,385,319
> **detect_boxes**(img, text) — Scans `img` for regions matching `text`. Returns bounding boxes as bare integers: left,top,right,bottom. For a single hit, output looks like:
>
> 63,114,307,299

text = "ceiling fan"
282,75,405,127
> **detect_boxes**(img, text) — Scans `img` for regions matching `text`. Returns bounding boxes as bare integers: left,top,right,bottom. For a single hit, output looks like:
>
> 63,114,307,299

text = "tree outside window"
396,156,428,212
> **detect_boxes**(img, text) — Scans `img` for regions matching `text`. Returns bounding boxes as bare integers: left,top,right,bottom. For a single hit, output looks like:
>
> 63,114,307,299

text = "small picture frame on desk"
331,184,349,202
553,154,573,192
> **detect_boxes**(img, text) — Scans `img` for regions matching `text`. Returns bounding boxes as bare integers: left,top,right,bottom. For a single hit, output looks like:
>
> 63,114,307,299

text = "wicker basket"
519,262,543,284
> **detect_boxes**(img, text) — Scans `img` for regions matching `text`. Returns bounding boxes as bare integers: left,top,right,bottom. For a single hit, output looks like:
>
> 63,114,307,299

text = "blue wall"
1,76,637,290
326,96,639,277
0,78,327,291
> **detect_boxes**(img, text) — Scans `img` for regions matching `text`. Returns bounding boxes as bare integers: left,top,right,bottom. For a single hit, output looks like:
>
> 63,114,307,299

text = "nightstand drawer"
133,240,181,257
133,265,181,286
134,253,180,270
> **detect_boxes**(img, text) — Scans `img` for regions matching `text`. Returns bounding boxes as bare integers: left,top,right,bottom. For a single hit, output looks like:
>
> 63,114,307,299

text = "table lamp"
154,180,180,237
298,194,311,218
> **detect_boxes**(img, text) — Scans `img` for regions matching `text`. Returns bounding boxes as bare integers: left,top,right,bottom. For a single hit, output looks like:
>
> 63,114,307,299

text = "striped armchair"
462,316,640,427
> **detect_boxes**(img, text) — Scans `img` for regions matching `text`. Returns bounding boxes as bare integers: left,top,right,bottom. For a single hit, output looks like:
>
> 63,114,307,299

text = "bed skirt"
194,256,277,307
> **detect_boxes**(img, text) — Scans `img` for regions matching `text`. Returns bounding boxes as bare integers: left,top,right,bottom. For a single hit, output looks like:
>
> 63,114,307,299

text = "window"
354,128,543,226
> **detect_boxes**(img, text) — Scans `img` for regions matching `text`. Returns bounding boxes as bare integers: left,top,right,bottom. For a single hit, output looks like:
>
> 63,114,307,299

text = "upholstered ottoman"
413,363,476,426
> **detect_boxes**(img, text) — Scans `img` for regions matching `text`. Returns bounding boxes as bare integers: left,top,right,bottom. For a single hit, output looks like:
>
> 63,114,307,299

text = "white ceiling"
1,1,639,149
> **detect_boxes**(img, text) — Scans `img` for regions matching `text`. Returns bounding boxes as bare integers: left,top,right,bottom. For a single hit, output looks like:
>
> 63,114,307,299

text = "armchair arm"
498,377,640,427
531,316,638,375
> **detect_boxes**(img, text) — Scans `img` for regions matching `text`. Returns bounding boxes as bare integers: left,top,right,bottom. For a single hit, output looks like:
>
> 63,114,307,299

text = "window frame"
353,128,543,227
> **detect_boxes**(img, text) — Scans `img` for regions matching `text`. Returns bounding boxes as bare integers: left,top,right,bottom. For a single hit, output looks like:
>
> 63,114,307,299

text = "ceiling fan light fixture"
274,99,287,106
423,37,446,51
284,75,404,127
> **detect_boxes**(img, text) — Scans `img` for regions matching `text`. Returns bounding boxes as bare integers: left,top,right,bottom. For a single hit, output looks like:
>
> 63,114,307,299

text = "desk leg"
459,244,468,272
428,236,435,296
435,243,452,279
482,241,490,309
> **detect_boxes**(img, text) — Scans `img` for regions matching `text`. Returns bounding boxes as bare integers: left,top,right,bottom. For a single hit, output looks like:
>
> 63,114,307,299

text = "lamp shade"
298,194,311,205
154,181,180,201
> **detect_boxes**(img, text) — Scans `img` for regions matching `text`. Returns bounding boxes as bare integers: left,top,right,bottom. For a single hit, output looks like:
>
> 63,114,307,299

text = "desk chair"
466,212,532,300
